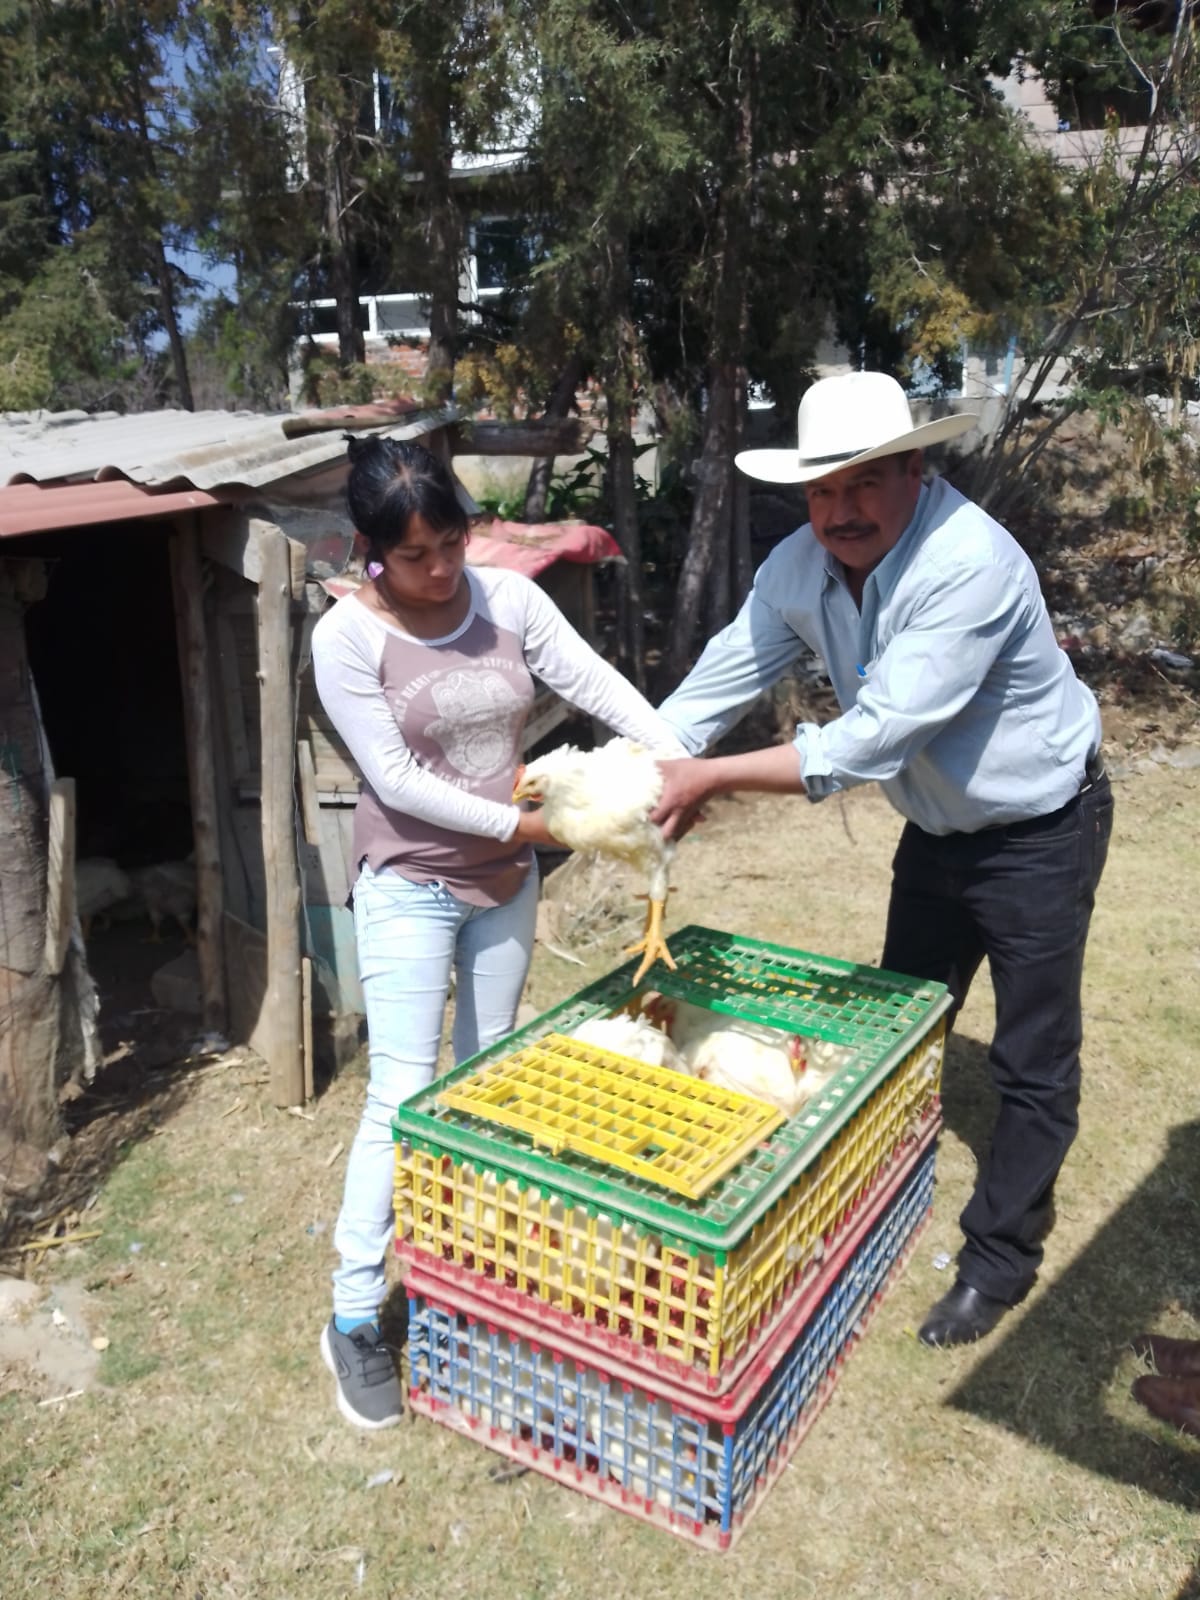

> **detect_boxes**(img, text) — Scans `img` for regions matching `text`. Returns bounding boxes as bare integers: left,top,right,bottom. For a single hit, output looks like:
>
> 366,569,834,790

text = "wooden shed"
0,401,607,1172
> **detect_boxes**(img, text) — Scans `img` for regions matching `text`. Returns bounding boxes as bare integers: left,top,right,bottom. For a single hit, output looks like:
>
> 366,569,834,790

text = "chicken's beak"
512,765,539,802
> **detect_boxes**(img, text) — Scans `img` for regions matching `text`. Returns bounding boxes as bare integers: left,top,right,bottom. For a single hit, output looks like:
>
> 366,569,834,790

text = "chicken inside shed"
129,858,197,943
75,856,133,939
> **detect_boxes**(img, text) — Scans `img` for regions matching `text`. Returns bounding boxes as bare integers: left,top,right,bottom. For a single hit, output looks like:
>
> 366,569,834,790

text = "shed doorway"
24,523,200,1050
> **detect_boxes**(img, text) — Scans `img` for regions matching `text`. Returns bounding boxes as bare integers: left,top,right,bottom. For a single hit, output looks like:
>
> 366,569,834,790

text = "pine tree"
175,3,308,407
0,1,201,410
0,3,53,321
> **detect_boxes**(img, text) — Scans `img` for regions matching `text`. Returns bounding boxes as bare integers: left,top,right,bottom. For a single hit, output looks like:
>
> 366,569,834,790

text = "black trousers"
880,774,1114,1304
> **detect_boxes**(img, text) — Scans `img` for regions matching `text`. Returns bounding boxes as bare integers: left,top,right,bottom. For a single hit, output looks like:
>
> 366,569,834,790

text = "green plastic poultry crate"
393,924,950,1388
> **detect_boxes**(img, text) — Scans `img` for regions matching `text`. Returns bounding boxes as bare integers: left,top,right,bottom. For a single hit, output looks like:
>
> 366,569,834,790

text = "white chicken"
74,856,132,937
562,1209,657,1301
130,858,197,943
569,998,849,1120
569,1011,692,1075
586,1393,697,1507
513,739,676,985
639,993,850,1119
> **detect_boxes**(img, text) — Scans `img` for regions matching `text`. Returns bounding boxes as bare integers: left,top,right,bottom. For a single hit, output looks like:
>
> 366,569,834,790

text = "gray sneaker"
320,1319,403,1430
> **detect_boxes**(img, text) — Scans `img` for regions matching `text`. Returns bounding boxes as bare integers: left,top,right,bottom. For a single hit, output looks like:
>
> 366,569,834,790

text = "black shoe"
918,1279,1011,1348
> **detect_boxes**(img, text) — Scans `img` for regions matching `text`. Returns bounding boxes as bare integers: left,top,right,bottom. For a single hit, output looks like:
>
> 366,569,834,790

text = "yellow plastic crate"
437,1034,785,1200
396,1018,945,1391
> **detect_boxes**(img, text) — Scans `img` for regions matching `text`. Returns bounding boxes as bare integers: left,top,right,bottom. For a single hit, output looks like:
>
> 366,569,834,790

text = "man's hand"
652,745,808,839
652,757,719,840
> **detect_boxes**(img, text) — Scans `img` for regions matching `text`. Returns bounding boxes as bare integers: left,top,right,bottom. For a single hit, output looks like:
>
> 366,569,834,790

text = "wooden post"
301,955,314,1104
0,564,62,1160
296,738,322,846
42,779,76,976
169,518,228,1036
256,524,305,1106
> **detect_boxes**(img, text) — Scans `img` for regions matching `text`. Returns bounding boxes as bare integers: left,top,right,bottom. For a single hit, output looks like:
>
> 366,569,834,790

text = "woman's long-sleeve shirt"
312,566,684,904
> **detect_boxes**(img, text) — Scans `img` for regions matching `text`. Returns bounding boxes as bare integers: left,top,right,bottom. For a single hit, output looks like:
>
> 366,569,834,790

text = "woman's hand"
512,806,562,847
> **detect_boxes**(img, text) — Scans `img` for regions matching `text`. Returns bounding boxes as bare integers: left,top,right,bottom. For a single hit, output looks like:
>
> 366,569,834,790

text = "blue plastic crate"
406,1130,936,1550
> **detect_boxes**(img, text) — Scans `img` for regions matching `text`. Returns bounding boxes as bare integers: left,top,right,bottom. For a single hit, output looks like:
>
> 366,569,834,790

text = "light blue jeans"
331,860,539,1322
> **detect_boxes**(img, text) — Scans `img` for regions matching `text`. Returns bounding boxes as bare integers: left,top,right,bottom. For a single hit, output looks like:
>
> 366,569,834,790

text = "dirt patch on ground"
0,1278,102,1401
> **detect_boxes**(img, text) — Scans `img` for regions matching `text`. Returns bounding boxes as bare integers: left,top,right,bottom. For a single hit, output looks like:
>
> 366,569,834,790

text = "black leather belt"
1079,751,1106,795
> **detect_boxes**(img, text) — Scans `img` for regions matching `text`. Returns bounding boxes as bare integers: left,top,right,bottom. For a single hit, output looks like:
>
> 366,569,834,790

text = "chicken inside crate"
570,991,854,1118
394,924,952,1390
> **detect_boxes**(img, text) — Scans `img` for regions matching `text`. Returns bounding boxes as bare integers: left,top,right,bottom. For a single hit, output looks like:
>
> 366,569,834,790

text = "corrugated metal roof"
0,399,458,494
0,479,229,539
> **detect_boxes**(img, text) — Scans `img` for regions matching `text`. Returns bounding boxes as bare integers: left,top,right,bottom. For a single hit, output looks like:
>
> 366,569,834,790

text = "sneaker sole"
320,1323,402,1431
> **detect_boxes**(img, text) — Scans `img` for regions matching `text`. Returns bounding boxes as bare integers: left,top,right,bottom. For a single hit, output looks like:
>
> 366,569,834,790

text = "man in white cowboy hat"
654,370,1112,1349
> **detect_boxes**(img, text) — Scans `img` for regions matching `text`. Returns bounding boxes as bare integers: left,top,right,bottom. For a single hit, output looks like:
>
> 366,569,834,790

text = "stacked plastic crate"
393,925,951,1550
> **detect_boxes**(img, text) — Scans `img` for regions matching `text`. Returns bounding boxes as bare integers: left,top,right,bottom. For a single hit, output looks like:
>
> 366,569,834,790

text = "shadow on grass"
0,1037,202,1260
949,1117,1200,1512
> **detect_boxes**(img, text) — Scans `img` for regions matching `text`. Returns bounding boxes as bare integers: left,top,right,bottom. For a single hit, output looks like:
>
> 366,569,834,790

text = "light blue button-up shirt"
658,476,1101,836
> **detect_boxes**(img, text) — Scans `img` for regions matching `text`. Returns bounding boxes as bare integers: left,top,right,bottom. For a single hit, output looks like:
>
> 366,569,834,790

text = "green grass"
1,765,1198,1598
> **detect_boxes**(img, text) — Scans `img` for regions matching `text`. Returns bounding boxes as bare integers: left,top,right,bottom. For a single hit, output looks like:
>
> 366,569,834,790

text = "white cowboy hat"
735,371,978,485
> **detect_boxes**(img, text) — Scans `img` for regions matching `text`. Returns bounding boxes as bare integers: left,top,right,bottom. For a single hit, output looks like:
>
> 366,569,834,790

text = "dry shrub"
537,851,643,959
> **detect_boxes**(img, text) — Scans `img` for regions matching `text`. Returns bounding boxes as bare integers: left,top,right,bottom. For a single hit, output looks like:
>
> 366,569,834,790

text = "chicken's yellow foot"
624,896,676,986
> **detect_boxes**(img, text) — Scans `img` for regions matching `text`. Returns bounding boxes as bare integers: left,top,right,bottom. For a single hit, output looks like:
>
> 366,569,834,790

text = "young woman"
312,435,682,1429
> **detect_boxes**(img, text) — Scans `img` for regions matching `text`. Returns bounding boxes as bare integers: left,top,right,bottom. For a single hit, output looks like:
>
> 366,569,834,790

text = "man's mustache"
825,522,875,538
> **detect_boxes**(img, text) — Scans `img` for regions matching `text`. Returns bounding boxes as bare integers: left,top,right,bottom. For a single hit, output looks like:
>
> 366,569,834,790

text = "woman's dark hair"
345,435,468,560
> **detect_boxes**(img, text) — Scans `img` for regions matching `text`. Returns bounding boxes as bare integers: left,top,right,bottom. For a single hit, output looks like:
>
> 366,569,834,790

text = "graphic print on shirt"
422,667,526,779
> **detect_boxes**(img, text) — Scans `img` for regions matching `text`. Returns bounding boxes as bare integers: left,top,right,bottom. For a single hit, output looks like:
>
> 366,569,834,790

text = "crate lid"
437,1033,785,1199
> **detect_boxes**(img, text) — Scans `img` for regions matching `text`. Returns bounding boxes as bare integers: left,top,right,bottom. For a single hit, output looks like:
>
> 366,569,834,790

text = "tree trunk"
523,352,584,522
424,192,458,404
606,395,646,692
600,225,646,688
666,54,754,679
324,131,364,368
154,239,194,411
131,71,194,409
672,365,736,676
0,571,61,1167
731,384,754,607
413,83,459,405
